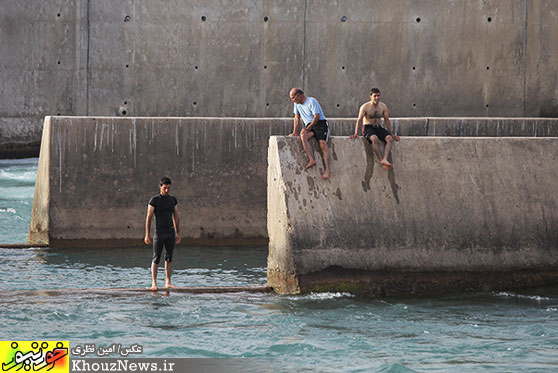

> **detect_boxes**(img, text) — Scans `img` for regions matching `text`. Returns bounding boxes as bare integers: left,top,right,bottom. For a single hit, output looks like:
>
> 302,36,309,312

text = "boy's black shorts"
363,124,390,143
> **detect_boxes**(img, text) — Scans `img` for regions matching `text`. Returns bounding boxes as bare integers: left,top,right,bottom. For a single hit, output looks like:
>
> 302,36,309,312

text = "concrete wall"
2,1,558,157
29,116,558,248
29,116,291,247
267,136,558,295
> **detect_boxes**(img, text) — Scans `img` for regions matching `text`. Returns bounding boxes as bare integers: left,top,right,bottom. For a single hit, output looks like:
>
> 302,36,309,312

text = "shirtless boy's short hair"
370,88,381,95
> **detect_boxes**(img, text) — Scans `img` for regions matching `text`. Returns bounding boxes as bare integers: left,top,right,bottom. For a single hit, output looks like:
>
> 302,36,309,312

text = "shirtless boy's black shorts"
152,232,175,264
363,124,390,143
309,120,329,142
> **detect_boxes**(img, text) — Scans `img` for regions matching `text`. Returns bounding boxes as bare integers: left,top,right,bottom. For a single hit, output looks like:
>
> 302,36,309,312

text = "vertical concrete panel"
305,0,412,116
87,0,305,118
0,0,77,117
525,0,558,116
257,0,306,117
305,0,527,117
0,0,78,155
74,0,89,115
87,0,132,116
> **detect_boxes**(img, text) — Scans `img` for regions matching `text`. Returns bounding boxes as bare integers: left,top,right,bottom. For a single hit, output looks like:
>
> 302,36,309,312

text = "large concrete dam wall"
29,116,557,248
267,136,558,295
2,1,558,157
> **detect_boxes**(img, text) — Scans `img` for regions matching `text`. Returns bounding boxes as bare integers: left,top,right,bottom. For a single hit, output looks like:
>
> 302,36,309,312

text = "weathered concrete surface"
0,0,82,158
28,117,558,247
2,1,558,157
267,136,558,295
29,116,294,247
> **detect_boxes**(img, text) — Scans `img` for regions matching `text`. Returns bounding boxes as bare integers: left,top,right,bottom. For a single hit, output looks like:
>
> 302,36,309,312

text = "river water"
0,158,557,372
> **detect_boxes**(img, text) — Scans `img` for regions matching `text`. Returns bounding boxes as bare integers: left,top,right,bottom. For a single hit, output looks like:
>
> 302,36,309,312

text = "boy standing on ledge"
144,177,181,291
289,87,331,180
350,88,400,169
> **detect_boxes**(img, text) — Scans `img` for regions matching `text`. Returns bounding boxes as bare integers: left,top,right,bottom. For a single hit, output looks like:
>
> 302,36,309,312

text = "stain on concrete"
362,139,374,192
331,142,338,161
286,180,299,201
334,187,343,200
388,169,400,204
296,267,558,297
307,175,314,190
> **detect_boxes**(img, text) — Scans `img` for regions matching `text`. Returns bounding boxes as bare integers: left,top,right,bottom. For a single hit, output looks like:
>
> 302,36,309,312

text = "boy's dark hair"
160,177,172,186
370,87,381,95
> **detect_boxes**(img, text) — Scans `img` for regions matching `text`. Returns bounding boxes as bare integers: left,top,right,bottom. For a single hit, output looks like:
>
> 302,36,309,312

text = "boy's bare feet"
306,160,317,169
380,159,392,170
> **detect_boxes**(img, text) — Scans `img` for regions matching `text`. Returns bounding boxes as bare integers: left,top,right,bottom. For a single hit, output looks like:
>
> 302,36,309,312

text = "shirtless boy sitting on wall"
350,88,400,170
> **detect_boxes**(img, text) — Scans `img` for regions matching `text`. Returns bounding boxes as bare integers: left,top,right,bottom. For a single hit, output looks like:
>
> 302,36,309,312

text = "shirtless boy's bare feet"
321,170,330,180
165,283,176,289
380,159,392,170
306,160,317,169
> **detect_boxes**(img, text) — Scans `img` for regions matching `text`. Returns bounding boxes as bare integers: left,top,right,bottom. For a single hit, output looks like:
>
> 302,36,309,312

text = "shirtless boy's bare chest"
364,104,383,123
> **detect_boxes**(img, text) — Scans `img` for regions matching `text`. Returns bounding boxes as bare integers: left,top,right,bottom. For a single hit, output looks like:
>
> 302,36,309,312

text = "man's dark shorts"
309,120,329,142
363,124,390,143
152,232,175,264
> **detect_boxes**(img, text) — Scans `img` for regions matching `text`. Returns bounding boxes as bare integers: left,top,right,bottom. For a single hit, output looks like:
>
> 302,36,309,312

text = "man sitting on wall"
350,88,400,170
289,87,331,180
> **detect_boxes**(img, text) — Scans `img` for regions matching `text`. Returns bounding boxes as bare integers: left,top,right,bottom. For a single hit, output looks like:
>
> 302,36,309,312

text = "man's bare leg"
369,136,384,161
300,132,317,169
380,136,394,170
319,140,330,180
165,261,175,288
150,262,158,291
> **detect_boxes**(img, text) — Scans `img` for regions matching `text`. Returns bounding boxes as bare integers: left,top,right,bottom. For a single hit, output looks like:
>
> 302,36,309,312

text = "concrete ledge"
296,268,558,297
267,136,558,295
0,142,41,159
0,117,43,159
2,286,273,297
3,117,558,159
0,243,48,249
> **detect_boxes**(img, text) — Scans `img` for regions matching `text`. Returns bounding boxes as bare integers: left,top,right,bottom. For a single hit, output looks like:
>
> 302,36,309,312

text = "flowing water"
1,158,557,372
0,158,37,244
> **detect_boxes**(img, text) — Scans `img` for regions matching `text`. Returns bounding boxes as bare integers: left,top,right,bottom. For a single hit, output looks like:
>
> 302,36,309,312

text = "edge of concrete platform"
0,243,48,249
2,285,274,296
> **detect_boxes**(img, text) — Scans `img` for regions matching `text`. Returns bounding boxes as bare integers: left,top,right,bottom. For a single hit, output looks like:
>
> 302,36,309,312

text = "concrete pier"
29,116,558,249
267,136,558,295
